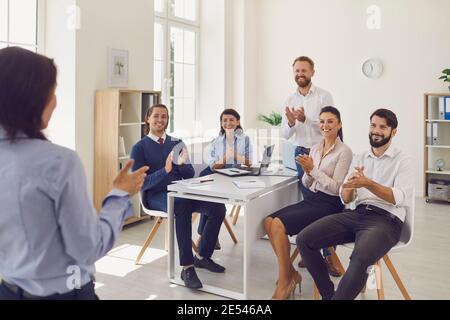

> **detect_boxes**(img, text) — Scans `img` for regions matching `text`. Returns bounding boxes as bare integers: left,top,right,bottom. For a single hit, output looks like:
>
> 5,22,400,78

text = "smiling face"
369,115,396,148
293,61,315,88
221,114,240,132
319,112,341,139
147,106,168,135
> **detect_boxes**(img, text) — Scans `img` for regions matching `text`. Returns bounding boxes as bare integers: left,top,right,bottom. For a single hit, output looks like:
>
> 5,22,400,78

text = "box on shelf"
428,179,450,201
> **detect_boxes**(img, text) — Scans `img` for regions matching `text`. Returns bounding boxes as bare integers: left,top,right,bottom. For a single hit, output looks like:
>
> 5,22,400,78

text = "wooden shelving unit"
424,93,450,203
95,89,161,225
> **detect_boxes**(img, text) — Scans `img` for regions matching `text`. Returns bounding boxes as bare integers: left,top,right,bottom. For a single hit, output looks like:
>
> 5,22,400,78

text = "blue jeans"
294,146,333,257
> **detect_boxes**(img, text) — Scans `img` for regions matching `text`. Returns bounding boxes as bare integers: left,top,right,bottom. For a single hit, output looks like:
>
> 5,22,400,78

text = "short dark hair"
144,104,169,135
320,106,344,142
292,56,315,69
0,47,57,141
370,109,398,129
220,108,243,135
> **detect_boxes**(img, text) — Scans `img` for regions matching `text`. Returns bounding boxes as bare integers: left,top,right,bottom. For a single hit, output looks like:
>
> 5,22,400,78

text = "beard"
295,76,311,88
369,132,392,148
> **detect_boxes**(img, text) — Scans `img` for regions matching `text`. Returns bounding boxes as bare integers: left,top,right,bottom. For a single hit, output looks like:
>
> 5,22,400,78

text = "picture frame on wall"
108,48,129,87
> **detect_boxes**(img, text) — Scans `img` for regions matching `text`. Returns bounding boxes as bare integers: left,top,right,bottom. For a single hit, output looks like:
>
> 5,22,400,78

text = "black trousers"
0,280,98,300
297,206,402,300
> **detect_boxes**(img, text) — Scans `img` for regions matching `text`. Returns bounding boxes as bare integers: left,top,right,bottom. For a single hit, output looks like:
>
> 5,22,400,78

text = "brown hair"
292,56,315,69
0,47,57,141
144,104,169,135
370,109,398,129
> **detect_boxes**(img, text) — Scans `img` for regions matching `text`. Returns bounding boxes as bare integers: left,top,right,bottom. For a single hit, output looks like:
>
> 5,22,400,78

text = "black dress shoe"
194,256,226,273
181,267,203,289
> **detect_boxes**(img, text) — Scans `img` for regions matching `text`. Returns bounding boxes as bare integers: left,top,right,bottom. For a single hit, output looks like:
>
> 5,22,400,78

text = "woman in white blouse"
264,106,353,300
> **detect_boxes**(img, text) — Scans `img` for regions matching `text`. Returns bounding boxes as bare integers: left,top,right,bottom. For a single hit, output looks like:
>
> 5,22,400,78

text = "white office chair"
313,197,415,300
134,193,199,265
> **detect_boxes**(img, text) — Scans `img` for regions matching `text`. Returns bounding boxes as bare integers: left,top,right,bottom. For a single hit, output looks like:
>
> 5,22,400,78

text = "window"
154,0,199,134
0,0,41,52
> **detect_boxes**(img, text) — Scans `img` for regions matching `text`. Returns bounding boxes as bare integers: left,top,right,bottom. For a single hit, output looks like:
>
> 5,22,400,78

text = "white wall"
75,0,154,195
45,0,76,150
234,0,450,195
198,0,225,136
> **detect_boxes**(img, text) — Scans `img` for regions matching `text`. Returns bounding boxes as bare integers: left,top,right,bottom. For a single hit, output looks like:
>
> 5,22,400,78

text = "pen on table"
199,179,214,183
230,170,240,173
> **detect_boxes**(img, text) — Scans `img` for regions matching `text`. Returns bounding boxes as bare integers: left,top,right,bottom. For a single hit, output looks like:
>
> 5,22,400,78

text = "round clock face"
362,59,383,79
436,159,445,170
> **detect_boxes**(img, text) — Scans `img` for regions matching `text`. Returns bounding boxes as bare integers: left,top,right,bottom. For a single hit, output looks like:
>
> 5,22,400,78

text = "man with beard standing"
281,56,334,194
297,109,414,300
281,56,341,276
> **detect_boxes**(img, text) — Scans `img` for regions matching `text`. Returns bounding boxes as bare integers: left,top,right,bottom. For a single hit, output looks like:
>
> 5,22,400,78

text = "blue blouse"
208,129,253,170
0,127,133,296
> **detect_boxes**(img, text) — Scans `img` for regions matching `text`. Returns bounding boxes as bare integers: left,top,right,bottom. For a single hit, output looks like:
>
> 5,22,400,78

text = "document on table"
173,178,215,187
232,180,266,189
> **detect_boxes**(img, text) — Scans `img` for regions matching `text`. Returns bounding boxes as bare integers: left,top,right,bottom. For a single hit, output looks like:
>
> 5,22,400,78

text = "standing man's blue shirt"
0,128,134,296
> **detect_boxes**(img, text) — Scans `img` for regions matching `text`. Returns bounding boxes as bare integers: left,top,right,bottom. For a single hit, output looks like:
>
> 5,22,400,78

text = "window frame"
154,0,200,134
0,0,44,53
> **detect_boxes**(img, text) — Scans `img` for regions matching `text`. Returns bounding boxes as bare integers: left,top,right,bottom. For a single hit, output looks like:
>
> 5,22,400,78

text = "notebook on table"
215,145,275,177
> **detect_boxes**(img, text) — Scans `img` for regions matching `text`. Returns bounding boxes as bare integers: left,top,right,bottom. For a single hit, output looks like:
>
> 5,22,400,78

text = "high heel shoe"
271,272,302,300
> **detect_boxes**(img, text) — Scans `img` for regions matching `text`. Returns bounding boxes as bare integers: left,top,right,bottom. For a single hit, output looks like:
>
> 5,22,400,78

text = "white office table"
167,170,300,299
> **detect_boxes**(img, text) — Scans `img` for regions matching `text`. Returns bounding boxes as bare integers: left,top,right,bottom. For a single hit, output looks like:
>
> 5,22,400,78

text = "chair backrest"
139,192,168,218
398,191,415,247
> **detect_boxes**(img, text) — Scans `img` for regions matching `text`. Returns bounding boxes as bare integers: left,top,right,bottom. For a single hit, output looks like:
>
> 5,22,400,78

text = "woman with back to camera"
0,47,148,300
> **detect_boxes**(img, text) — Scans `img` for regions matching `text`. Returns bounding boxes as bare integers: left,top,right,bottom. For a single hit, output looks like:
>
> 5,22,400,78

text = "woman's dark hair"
370,108,398,129
0,47,57,141
219,108,243,135
320,106,344,142
144,104,169,135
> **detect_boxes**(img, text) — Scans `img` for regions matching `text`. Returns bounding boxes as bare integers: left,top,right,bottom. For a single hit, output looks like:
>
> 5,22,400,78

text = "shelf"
426,170,450,175
426,119,450,123
120,122,145,127
119,155,130,161
425,197,450,204
426,145,450,149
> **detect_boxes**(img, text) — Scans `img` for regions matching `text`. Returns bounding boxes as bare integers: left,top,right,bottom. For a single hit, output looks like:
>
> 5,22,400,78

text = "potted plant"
439,69,450,92
257,111,282,127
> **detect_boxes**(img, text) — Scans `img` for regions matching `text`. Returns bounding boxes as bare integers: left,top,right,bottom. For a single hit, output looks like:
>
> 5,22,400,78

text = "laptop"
215,145,275,177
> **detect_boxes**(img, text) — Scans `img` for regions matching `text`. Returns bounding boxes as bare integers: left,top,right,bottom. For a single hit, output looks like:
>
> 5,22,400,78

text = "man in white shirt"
281,56,334,191
281,56,340,276
297,109,414,300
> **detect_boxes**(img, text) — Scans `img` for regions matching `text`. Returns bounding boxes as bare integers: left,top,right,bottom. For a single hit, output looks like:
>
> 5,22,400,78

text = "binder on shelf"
432,122,439,145
427,123,432,145
119,136,126,157
438,97,445,120
445,96,450,120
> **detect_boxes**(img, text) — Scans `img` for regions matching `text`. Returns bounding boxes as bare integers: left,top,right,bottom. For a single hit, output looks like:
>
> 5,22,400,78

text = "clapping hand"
285,107,296,127
342,166,370,189
112,160,149,196
177,148,189,166
295,107,306,123
296,154,314,174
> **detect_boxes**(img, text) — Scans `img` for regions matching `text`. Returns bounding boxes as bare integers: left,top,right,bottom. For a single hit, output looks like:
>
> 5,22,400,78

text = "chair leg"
313,283,320,300
232,205,241,226
383,255,411,300
229,205,237,218
328,247,346,275
192,212,199,223
135,217,163,265
192,240,199,253
223,217,238,244
290,247,299,263
374,261,385,300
